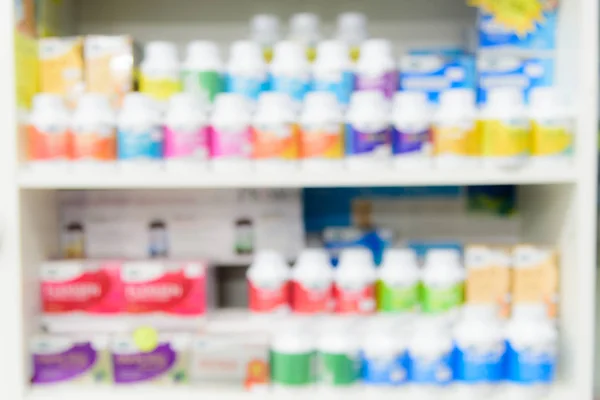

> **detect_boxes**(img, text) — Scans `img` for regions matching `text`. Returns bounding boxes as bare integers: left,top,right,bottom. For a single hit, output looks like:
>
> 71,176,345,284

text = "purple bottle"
355,39,398,100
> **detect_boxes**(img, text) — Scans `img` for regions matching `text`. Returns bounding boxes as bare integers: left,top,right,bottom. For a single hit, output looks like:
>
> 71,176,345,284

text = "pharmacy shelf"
17,166,578,189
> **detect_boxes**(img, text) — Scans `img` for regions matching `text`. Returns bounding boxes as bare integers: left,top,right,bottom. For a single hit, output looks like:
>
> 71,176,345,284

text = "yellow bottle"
139,41,181,103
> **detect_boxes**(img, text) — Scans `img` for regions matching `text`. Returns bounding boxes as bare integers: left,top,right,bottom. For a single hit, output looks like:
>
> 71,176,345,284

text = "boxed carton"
39,36,85,107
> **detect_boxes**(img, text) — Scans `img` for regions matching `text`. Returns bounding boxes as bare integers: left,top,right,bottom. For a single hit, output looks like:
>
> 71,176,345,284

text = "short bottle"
355,39,397,100
117,93,163,170
316,319,360,391
270,40,311,108
299,92,344,170
252,92,299,171
181,41,224,105
312,40,354,107
529,86,573,166
271,323,315,392
432,89,477,169
70,93,117,168
250,14,280,63
377,248,420,313
27,94,71,170
391,91,433,169
421,249,465,316
209,93,253,171
246,250,290,314
291,248,334,314
479,87,530,169
345,91,392,170
226,41,268,103
336,12,368,62
163,93,209,171
139,41,180,105
333,248,377,314
289,13,320,62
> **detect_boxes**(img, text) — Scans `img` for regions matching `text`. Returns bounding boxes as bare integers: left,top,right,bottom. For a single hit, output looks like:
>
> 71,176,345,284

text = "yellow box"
39,36,85,107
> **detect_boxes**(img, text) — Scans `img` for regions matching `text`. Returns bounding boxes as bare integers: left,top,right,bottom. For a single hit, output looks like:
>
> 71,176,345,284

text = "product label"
164,125,210,160
408,351,453,384
360,351,409,385
28,124,70,161
270,75,310,104
139,76,181,101
421,283,464,314
433,122,472,156
112,343,187,384
313,71,355,105
209,124,252,159
478,10,557,51
355,71,398,99
377,280,420,312
317,351,359,386
333,282,376,314
251,122,300,160
512,246,558,318
506,341,556,383
392,124,431,156
270,350,315,386
300,122,343,160
71,124,117,161
531,120,572,157
32,342,110,384
454,342,505,382
291,281,333,314
480,119,530,158
248,279,289,313
117,125,163,160
226,74,267,101
345,124,391,158
181,70,224,103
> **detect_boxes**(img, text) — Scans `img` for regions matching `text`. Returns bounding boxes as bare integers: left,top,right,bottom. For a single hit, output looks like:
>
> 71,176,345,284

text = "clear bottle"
70,93,117,169
209,93,253,172
299,91,344,170
27,94,71,171
479,87,530,169
336,12,368,62
345,90,392,170
312,40,354,107
421,249,465,317
226,41,268,103
250,14,280,63
377,248,420,313
252,92,299,172
355,39,397,100
270,40,311,108
139,41,180,105
334,248,377,314
291,248,334,314
289,13,320,62
391,91,433,170
117,93,163,171
181,41,224,105
163,93,209,171
316,318,360,392
247,250,290,314
433,89,477,169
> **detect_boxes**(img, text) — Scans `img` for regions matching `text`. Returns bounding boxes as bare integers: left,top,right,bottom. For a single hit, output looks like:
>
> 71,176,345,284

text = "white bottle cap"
251,14,280,45
360,39,393,61
253,249,286,265
144,41,178,63
77,93,112,112
338,247,374,267
439,88,476,110
349,90,387,112
257,92,294,111
186,41,220,62
315,40,351,66
295,248,331,268
122,93,153,111
529,86,559,110
289,13,320,44
382,248,418,267
167,93,206,113
511,304,548,320
272,40,307,65
461,304,498,320
212,93,251,117
303,91,340,114
392,91,430,115
425,248,461,265
486,87,524,109
229,40,264,63
336,12,368,46
33,93,66,110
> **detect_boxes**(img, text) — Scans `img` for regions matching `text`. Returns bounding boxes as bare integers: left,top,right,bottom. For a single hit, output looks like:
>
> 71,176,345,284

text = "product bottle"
391,91,432,170
529,86,572,166
70,93,117,168
299,91,344,170
355,39,397,100
148,220,168,258
479,87,530,169
252,92,299,171
336,12,368,62
334,248,377,314
506,305,558,400
289,13,320,62
181,41,224,105
163,93,209,171
27,94,71,170
250,14,280,63
209,93,253,171
345,90,392,170
271,324,315,392
117,93,163,170
226,41,268,103
246,250,290,314
316,319,360,391
377,248,420,313
421,249,465,316
139,41,180,105
453,304,505,400
433,89,477,169
270,40,311,108
312,40,354,107
291,248,334,314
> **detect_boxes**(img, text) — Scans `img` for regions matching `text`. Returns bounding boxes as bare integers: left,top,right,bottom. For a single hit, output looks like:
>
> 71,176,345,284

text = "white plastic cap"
392,91,430,115
349,90,387,111
360,39,393,61
33,93,66,111
382,248,418,267
439,88,476,110
213,93,251,115
336,12,368,46
257,92,294,111
487,87,524,108
168,93,206,113
315,40,351,65
273,40,306,62
253,250,286,266
251,14,280,45
144,41,178,62
77,93,112,110
186,41,220,62
338,247,374,267
230,40,264,62
295,248,331,267
303,91,340,113
529,86,559,110
511,304,548,321
461,304,498,320
425,248,461,265
289,13,320,43
122,93,153,111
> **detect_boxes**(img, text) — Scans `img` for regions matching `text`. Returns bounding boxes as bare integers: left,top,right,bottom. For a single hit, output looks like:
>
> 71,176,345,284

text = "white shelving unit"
0,0,598,399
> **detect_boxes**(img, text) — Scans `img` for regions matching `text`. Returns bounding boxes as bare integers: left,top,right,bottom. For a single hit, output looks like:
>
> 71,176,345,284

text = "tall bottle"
226,41,268,103
139,41,180,106
181,41,224,105
270,40,311,109
250,14,280,63
289,13,320,62
313,40,354,107
355,39,397,100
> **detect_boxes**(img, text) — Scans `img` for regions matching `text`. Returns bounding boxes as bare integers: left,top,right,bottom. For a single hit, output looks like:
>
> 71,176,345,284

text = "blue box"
478,10,557,51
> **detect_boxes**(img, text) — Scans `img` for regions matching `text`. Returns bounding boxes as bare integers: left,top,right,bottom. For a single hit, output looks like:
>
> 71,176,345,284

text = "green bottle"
182,41,224,104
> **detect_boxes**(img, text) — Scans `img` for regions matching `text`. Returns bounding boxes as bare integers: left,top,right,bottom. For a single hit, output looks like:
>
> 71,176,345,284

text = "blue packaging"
506,341,556,383
478,10,557,51
399,54,476,103
270,74,310,105
323,227,394,266
408,351,454,385
453,343,505,382
477,55,554,104
360,350,410,385
117,124,163,160
312,71,354,106
225,74,268,102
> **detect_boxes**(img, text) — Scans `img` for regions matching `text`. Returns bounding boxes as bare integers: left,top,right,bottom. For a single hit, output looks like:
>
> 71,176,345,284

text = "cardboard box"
39,36,85,107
